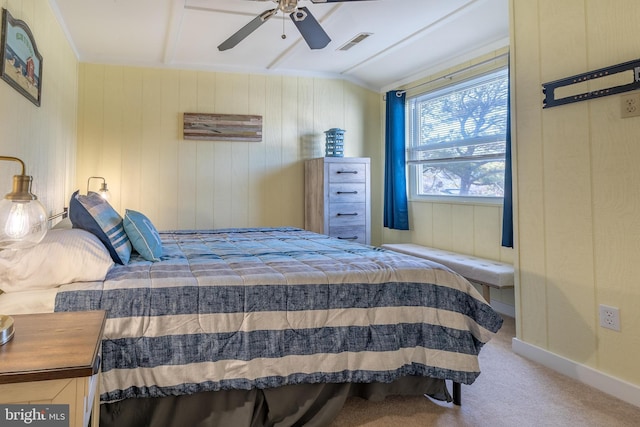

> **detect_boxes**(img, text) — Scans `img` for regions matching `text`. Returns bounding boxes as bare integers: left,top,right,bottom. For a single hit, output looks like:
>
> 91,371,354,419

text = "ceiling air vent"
337,33,372,51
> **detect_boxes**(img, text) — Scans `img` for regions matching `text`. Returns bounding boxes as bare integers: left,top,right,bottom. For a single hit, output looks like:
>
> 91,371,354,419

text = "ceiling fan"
218,0,373,51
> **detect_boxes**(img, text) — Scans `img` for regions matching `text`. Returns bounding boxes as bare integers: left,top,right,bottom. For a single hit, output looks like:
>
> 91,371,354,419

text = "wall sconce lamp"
0,156,47,250
87,176,110,200
0,156,48,345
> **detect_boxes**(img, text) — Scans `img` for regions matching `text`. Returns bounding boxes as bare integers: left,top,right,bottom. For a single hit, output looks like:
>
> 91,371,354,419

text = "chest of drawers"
304,157,370,245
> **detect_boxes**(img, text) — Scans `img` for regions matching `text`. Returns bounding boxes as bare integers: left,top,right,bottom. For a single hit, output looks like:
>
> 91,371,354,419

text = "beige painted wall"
512,0,640,386
0,0,77,220
380,48,515,307
76,65,382,241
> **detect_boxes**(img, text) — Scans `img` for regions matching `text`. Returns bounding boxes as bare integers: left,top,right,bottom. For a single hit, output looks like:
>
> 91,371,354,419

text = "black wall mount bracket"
542,58,640,108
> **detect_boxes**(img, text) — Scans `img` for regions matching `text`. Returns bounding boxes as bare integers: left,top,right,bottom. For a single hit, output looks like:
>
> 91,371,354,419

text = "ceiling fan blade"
290,7,331,50
218,8,277,51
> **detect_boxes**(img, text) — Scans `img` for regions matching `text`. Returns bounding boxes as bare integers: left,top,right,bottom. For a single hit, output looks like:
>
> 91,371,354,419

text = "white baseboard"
512,338,640,409
491,299,515,318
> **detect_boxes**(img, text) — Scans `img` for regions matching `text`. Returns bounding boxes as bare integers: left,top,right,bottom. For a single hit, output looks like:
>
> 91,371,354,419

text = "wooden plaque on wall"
183,113,262,142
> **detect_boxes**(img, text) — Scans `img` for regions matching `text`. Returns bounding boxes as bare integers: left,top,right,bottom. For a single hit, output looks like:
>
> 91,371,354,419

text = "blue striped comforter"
54,227,503,403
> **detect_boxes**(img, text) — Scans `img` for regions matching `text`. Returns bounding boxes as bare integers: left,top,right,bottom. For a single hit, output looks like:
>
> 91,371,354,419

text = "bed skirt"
99,376,451,427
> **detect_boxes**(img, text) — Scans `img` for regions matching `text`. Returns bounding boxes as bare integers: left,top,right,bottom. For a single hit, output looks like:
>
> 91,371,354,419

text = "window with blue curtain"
384,90,409,230
400,60,513,247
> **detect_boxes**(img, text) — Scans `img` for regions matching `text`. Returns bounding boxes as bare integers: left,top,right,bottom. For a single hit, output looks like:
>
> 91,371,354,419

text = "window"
407,68,508,201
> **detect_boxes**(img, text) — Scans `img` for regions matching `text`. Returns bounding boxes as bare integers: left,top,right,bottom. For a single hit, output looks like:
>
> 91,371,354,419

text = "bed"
0,207,502,426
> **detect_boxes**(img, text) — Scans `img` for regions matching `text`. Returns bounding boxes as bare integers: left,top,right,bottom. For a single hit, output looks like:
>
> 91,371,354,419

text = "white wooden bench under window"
381,243,514,302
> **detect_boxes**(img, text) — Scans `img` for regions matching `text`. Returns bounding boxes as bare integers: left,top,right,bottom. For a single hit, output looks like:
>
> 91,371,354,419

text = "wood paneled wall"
512,0,640,386
0,0,77,220
76,65,381,238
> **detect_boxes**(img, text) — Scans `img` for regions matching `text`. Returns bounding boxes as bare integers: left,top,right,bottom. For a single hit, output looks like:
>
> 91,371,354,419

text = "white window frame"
407,66,508,205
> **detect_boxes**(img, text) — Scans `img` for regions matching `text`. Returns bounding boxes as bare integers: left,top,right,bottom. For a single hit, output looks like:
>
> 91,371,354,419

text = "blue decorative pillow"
123,209,163,262
69,190,132,265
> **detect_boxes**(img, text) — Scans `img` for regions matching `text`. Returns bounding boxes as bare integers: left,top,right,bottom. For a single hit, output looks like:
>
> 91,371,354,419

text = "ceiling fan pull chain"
282,14,287,40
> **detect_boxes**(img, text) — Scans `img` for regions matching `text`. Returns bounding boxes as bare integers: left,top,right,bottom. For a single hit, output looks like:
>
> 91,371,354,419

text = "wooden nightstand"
0,311,106,427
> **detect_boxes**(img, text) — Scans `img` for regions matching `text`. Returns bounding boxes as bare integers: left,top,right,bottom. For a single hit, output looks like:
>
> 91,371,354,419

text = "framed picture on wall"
0,8,42,107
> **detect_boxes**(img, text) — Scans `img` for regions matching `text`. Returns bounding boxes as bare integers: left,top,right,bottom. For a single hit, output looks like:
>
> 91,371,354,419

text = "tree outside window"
408,68,508,199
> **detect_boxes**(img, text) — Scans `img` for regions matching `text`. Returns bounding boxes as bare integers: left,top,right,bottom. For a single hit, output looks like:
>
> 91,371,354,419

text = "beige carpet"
330,316,640,427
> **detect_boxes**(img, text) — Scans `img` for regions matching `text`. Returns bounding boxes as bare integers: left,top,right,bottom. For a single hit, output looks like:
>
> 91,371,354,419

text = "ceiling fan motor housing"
278,0,299,14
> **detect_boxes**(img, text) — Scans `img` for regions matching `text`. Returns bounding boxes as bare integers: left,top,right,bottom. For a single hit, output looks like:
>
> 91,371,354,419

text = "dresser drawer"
328,183,366,203
329,203,366,226
305,157,370,245
328,163,366,183
329,226,367,244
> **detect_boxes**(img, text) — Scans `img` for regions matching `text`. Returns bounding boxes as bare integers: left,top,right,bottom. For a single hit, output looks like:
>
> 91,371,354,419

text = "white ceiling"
49,0,509,91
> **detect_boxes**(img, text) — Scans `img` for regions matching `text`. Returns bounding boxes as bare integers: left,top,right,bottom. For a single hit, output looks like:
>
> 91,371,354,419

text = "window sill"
409,196,504,206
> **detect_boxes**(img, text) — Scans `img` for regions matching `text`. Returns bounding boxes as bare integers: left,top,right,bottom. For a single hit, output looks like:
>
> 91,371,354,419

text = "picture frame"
183,113,263,142
0,8,42,107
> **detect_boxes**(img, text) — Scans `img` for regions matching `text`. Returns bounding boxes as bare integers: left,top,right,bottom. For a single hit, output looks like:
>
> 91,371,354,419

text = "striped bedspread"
54,227,503,403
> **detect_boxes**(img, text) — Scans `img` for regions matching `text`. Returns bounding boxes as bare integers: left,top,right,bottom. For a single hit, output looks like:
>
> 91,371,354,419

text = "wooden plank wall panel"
263,76,284,226
77,64,379,233
585,1,640,381
102,66,124,211
196,71,217,230
298,77,319,159
177,70,198,229
451,204,474,256
343,87,360,156
408,203,433,246
158,70,180,228
513,0,640,386
120,68,143,215
229,74,251,228
77,64,104,199
247,75,267,227
140,68,163,223
473,205,501,260
511,0,547,345
431,203,453,250
281,77,302,228
538,0,597,366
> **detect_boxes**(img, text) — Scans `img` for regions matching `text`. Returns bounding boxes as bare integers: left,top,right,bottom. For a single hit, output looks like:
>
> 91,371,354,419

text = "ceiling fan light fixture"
278,0,298,14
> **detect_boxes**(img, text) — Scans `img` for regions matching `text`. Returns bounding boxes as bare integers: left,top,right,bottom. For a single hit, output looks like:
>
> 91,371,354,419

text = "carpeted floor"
330,316,640,427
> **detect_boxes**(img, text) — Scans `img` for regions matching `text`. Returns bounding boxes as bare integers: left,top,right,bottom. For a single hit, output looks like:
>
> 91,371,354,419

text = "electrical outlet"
599,304,621,331
621,93,640,118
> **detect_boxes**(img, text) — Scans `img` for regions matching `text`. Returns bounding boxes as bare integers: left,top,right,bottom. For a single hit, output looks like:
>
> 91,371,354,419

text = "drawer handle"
337,236,359,240
337,213,358,216
337,170,358,174
337,191,358,195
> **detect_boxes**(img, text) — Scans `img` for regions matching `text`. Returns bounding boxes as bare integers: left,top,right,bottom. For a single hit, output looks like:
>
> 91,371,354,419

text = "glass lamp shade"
87,176,110,200
0,198,47,250
98,184,110,201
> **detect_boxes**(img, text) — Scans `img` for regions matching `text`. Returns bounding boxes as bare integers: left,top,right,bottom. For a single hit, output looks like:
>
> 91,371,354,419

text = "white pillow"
0,229,114,293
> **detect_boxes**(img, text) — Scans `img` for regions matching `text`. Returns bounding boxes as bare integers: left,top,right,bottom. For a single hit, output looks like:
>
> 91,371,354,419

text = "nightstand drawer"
328,183,366,203
328,163,366,183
